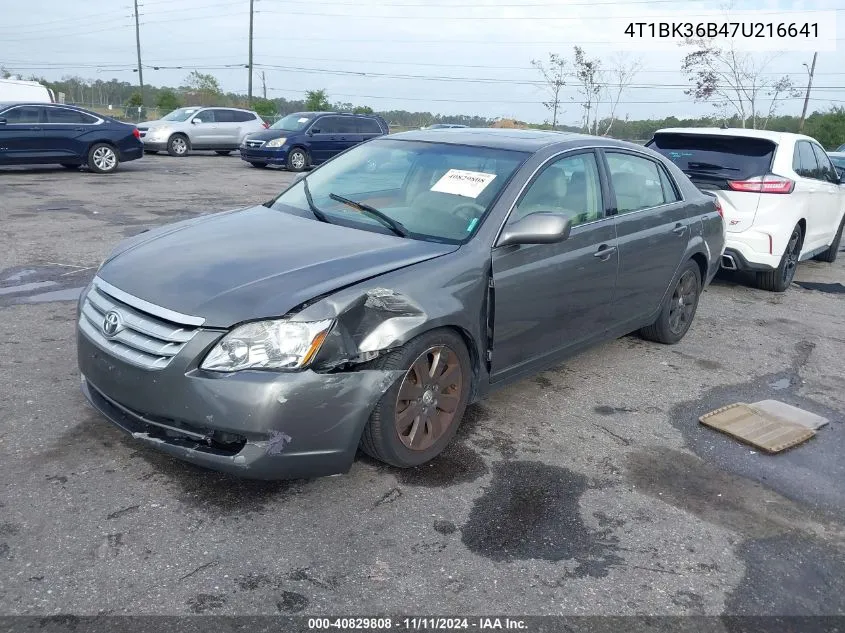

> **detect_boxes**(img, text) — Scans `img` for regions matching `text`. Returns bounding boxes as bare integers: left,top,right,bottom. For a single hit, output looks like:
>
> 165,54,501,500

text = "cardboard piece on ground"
699,402,815,454
749,399,829,430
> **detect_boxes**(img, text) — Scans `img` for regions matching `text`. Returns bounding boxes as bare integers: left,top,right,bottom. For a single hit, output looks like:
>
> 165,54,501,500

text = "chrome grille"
244,139,265,148
78,278,203,370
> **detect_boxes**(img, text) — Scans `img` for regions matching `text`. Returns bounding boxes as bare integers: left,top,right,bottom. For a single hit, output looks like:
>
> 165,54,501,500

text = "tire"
215,150,232,156
167,134,190,157
814,216,844,264
249,161,268,168
359,329,472,468
60,163,78,169
639,260,702,345
756,223,803,292
286,148,308,172
86,143,119,174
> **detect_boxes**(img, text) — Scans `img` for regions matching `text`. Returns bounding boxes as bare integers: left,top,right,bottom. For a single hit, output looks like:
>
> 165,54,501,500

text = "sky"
0,0,842,124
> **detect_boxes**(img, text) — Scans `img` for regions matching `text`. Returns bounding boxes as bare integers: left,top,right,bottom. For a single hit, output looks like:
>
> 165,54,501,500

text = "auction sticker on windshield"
431,169,497,199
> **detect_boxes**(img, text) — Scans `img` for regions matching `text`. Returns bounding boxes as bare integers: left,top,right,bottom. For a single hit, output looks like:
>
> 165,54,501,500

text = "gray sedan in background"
77,129,725,479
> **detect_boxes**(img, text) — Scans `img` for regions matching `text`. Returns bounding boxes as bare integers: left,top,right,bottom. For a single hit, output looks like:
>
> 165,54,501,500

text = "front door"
810,142,843,249
308,116,348,163
189,109,219,147
491,150,618,382
601,150,689,326
42,106,100,160
0,105,45,164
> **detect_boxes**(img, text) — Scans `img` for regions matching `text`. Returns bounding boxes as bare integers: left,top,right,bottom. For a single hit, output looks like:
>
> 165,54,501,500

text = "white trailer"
0,78,55,103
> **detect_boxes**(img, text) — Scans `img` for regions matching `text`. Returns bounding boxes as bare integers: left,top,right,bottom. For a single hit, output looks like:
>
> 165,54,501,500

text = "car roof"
389,127,615,152
0,101,93,112
654,127,818,144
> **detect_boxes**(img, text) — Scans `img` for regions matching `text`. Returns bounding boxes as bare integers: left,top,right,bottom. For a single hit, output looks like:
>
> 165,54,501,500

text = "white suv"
648,128,845,292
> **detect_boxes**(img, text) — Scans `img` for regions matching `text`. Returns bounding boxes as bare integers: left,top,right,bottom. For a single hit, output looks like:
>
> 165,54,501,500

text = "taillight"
132,128,140,139
713,198,724,219
727,175,794,194
263,121,270,129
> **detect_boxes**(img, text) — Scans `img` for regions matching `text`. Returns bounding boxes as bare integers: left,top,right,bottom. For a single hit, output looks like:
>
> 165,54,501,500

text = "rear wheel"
360,329,471,468
639,260,702,345
86,143,119,174
167,134,189,157
249,161,268,168
757,224,802,292
814,216,844,264
215,150,232,156
286,148,308,172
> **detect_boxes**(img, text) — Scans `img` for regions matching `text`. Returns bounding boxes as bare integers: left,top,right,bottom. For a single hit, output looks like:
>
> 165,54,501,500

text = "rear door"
212,109,241,147
648,133,775,234
602,150,690,325
42,106,100,160
792,140,827,248
232,110,261,144
0,105,46,163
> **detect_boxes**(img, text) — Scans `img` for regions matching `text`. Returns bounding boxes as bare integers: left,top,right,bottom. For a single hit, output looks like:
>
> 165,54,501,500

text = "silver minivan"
138,107,267,157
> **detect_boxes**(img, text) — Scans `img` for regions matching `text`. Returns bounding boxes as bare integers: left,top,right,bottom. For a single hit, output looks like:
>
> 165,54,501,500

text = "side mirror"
497,213,573,247
192,118,202,124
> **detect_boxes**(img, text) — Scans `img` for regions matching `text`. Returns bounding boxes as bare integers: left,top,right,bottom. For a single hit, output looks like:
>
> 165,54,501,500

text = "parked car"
239,111,388,171
647,128,845,292
0,78,55,103
828,151,845,177
78,128,724,480
0,102,142,173
835,144,845,152
138,106,267,157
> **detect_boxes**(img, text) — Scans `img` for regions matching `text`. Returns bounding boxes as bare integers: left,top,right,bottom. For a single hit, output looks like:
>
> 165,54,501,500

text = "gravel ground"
0,153,843,618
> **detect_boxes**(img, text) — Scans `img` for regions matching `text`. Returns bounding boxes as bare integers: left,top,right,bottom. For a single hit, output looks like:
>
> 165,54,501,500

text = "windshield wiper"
686,161,740,171
302,177,331,224
329,193,409,238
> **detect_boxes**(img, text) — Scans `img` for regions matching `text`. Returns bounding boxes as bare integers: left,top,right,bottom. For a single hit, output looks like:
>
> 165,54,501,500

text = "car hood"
97,205,458,327
244,129,299,142
137,120,179,129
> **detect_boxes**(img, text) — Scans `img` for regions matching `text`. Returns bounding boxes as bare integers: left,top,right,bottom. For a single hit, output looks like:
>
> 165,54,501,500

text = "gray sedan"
77,129,725,479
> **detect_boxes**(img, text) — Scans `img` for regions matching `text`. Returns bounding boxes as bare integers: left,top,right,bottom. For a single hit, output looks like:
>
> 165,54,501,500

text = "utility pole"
261,70,267,100
798,52,817,133
133,0,144,105
247,0,254,104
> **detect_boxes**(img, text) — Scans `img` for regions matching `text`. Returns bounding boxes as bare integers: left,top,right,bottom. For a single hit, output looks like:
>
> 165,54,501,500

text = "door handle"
594,245,617,259
672,223,687,235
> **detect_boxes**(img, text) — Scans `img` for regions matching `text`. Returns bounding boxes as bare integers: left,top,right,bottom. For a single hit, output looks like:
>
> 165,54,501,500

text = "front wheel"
639,260,702,345
167,134,190,157
814,216,844,264
756,224,802,292
86,143,119,174
360,329,472,468
286,148,308,172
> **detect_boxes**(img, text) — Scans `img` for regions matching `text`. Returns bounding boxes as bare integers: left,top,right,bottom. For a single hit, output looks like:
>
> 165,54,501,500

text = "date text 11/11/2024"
307,617,528,630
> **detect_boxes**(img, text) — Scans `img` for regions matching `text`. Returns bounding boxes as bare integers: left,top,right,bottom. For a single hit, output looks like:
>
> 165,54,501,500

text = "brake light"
728,175,794,194
132,128,140,140
713,198,724,219
263,121,270,129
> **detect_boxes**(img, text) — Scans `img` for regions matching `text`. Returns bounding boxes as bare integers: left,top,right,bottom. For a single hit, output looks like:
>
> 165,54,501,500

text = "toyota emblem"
102,310,122,337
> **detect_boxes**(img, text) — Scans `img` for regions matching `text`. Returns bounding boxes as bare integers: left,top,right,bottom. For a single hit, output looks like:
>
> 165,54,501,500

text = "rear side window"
231,110,255,122
358,117,382,134
213,109,235,123
3,106,44,123
650,133,776,181
793,141,819,179
46,108,97,124
605,152,668,213
658,166,681,202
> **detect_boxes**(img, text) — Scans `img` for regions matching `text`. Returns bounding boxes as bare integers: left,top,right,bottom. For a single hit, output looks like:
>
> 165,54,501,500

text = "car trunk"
648,132,777,233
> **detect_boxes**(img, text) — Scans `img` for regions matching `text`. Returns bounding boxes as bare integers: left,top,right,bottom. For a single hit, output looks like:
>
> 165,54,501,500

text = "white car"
648,128,845,292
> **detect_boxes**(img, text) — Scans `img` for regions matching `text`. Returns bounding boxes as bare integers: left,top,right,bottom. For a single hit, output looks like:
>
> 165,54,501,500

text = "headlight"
201,319,333,372
265,137,287,148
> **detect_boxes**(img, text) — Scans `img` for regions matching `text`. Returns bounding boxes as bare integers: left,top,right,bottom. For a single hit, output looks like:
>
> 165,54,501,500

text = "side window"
794,141,819,178
3,106,44,124
811,143,837,183
231,110,254,122
193,110,215,123
605,152,667,213
358,117,382,134
511,152,604,226
335,117,357,134
658,165,681,202
46,108,97,124
315,117,340,134
213,109,235,123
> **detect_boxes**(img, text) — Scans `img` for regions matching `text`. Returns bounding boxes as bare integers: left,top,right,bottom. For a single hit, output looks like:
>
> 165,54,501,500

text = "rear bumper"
239,147,289,165
77,325,396,480
119,144,144,162
721,233,781,270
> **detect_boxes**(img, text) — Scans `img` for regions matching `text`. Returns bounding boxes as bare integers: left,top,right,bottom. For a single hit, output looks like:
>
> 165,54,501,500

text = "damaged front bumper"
77,329,403,480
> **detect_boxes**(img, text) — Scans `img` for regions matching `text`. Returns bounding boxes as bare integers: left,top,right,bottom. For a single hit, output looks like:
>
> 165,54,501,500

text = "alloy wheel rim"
291,151,305,169
668,270,697,334
172,138,187,154
93,147,116,171
783,229,801,284
394,346,463,451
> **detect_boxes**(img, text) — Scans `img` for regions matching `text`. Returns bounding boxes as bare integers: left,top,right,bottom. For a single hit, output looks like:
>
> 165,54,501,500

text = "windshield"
269,138,528,243
161,107,201,122
271,114,315,131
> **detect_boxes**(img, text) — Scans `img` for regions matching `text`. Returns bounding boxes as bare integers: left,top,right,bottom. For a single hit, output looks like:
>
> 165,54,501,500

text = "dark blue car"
239,111,388,171
0,102,143,173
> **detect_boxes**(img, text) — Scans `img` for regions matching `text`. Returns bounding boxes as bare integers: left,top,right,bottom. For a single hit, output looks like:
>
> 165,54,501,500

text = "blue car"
0,102,143,173
239,111,388,171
